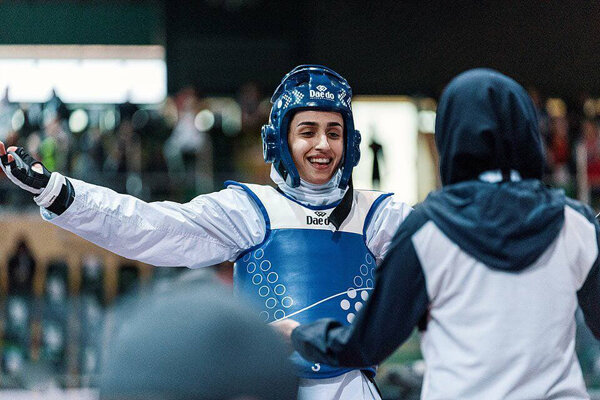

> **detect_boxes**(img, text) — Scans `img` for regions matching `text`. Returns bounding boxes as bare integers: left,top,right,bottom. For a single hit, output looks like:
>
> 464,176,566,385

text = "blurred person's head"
261,65,360,189
14,237,31,254
582,119,599,141
526,85,544,110
239,81,262,108
175,86,203,114
99,280,297,400
550,116,569,140
435,68,544,186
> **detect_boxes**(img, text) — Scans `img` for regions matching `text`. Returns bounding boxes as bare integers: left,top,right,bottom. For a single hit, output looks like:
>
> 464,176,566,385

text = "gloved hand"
0,141,74,214
0,142,51,194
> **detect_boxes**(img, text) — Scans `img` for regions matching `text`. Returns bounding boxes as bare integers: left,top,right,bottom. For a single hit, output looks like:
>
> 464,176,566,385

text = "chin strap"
328,179,353,231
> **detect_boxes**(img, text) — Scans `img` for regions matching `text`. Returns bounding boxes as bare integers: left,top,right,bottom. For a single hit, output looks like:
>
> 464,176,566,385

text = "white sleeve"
365,195,413,264
40,178,266,268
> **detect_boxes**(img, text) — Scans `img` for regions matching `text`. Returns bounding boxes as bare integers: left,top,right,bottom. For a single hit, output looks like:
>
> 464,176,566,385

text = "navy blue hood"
421,69,566,271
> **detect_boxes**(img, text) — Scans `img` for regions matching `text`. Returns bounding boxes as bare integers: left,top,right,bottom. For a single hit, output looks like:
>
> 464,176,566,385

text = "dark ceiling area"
165,0,600,100
1,1,599,100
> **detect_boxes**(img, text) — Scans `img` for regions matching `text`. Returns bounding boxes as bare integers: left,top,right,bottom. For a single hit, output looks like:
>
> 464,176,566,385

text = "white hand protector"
0,147,51,194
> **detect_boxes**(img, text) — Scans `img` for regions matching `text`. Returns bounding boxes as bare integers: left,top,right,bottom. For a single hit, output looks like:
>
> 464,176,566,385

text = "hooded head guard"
261,65,360,189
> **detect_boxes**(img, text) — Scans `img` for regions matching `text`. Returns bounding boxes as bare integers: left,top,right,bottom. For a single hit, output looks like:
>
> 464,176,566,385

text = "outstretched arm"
0,142,265,268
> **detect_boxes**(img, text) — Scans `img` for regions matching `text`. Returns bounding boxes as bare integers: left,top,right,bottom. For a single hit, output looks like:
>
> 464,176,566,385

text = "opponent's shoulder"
565,197,598,225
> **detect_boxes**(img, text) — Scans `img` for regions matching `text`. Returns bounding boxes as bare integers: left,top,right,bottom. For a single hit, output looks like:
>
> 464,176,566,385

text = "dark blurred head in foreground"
99,275,297,400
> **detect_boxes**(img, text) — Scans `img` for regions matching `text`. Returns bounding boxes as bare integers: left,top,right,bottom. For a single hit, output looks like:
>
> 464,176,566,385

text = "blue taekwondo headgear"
261,64,361,189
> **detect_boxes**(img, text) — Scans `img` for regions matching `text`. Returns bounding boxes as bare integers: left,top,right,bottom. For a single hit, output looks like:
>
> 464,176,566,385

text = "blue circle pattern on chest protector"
235,229,377,379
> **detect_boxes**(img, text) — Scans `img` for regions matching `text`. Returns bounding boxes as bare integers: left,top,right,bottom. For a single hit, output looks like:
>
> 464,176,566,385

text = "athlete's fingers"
0,142,13,164
271,319,300,344
5,146,17,163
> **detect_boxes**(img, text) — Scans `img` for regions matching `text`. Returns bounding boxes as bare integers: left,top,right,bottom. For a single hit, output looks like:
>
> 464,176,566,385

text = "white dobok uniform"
41,170,412,400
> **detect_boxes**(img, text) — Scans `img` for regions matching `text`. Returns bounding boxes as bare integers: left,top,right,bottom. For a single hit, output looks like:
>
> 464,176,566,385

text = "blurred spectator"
527,86,550,141
7,238,37,296
72,126,106,180
116,118,142,174
39,114,72,173
547,116,572,189
118,97,139,126
4,238,37,380
0,87,18,144
239,81,269,139
582,119,600,200
104,109,142,176
41,261,71,371
235,81,270,183
164,87,210,174
44,89,70,122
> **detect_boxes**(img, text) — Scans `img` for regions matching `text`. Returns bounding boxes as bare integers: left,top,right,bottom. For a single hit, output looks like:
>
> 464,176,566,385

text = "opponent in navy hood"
421,68,566,271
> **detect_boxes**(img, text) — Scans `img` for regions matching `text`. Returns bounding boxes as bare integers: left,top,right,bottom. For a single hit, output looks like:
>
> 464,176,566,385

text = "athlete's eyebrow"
297,121,318,127
296,121,343,127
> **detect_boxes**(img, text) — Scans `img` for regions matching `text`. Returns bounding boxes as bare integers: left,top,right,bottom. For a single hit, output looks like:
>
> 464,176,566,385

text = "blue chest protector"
226,181,392,379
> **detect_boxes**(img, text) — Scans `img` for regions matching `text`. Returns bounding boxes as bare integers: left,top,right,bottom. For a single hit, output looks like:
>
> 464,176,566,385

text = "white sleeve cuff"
34,172,66,208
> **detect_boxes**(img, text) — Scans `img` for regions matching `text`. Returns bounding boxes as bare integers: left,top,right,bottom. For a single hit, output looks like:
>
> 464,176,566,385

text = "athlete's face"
288,110,344,185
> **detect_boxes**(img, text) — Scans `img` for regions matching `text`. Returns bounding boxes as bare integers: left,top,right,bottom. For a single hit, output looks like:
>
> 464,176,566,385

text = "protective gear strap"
34,172,66,208
45,178,75,215
328,179,354,230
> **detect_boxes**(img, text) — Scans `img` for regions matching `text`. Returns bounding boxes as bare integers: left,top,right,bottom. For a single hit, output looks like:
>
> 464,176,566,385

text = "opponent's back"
413,202,596,399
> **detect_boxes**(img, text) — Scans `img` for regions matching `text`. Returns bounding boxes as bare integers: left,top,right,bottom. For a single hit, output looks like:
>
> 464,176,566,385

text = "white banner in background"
0,45,166,104
352,97,419,206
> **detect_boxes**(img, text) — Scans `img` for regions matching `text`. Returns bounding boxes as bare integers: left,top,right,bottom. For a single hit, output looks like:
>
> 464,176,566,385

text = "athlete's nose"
314,132,330,151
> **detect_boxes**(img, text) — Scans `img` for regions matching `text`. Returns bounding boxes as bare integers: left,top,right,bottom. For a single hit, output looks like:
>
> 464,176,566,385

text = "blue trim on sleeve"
362,192,393,238
361,192,393,263
224,181,272,260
